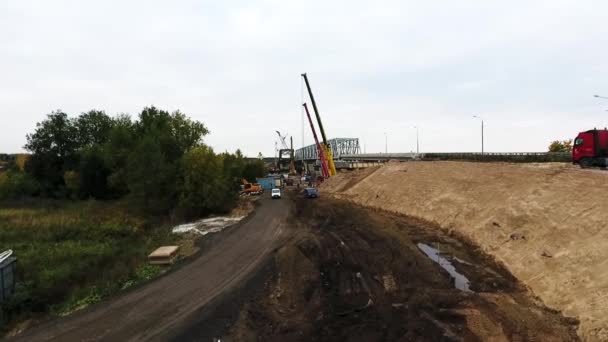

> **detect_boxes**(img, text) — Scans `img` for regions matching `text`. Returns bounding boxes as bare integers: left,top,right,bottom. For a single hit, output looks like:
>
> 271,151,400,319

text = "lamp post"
413,126,419,154
472,115,484,155
384,132,388,153
594,94,608,100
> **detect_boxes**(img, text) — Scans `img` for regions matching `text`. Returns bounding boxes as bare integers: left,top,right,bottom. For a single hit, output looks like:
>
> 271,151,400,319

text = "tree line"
548,139,572,153
0,107,266,216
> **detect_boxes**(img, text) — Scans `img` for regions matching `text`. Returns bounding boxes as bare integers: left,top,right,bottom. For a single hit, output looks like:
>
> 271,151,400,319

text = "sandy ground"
321,161,608,341
226,196,578,341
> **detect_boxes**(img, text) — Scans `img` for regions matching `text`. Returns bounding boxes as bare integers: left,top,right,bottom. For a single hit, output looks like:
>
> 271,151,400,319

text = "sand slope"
321,161,608,341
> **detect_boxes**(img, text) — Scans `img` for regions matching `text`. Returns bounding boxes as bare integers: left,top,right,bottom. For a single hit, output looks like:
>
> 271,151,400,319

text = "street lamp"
384,132,388,153
594,94,608,100
472,115,484,155
413,126,419,154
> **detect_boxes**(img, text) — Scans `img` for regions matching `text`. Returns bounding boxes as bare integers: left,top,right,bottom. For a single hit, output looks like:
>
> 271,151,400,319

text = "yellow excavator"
301,73,337,176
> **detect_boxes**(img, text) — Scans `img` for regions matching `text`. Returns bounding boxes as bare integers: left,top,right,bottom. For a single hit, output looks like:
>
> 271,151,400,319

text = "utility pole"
473,115,484,155
413,126,419,154
384,132,388,153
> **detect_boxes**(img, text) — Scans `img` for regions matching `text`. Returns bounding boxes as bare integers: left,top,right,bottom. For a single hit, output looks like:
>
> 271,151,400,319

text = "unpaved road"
11,197,291,342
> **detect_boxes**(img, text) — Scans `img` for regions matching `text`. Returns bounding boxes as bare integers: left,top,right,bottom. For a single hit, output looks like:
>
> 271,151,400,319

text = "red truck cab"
573,129,608,167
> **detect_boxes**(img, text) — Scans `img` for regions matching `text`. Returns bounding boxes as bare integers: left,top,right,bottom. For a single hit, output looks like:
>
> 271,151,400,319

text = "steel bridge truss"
295,138,360,161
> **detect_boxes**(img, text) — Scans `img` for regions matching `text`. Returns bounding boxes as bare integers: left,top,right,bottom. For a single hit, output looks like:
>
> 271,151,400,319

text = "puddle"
417,243,471,292
172,216,245,236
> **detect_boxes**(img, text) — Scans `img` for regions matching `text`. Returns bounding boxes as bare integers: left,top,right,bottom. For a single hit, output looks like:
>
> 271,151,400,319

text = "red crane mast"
303,103,330,178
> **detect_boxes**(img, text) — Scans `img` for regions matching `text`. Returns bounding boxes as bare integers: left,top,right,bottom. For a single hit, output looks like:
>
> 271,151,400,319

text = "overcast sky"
2,1,607,156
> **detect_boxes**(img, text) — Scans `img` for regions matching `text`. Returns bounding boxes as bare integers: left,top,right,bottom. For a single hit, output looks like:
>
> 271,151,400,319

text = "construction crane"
275,131,289,149
275,131,296,174
301,73,337,176
303,103,330,178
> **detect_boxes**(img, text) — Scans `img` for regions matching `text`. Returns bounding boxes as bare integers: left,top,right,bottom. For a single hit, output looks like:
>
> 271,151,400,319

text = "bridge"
295,138,360,161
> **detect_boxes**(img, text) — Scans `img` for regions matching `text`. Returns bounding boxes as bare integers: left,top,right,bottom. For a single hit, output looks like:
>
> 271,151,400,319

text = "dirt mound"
321,161,608,341
226,197,578,341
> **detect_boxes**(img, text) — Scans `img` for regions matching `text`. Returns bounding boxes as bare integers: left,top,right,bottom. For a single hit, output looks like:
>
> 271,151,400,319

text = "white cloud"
1,0,607,155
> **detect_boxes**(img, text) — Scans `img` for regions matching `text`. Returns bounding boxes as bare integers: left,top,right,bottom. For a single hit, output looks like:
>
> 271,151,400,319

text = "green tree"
25,111,79,195
127,134,175,213
123,107,210,212
104,115,135,198
179,146,232,216
242,160,267,182
75,110,114,147
78,146,111,199
25,111,78,161
135,107,209,162
548,139,573,152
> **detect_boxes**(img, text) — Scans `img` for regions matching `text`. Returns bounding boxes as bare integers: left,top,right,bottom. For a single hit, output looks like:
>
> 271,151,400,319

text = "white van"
271,188,281,199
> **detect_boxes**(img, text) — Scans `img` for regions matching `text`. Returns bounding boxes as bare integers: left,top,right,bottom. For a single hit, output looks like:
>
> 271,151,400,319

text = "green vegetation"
1,106,267,212
0,107,267,329
548,139,573,153
0,200,171,323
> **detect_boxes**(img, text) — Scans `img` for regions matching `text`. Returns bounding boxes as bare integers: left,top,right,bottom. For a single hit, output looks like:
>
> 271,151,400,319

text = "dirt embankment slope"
321,161,608,341
227,197,578,341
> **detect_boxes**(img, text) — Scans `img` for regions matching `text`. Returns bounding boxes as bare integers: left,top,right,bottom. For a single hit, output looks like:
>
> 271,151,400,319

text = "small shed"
0,255,17,303
256,177,279,190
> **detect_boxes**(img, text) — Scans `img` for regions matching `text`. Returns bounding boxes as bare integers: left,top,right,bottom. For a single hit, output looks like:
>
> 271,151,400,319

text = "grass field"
0,199,176,327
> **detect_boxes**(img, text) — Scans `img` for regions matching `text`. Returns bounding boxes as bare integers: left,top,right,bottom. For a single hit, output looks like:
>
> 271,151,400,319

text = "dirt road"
11,197,291,342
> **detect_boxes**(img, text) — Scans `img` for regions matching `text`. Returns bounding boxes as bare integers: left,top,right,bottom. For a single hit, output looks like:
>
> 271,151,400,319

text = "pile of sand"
322,161,608,341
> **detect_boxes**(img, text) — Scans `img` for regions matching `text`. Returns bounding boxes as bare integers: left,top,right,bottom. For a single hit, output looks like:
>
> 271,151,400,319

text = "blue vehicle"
304,187,318,198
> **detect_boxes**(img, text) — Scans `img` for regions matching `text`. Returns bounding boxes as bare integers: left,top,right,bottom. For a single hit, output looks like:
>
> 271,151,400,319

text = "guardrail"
420,152,571,163
0,250,12,264
1,249,17,309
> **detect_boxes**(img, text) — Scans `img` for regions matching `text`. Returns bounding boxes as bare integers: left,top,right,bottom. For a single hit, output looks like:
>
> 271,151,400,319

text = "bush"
0,171,39,199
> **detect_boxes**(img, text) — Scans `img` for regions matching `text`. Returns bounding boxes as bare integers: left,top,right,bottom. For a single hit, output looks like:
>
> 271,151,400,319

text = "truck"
573,129,608,168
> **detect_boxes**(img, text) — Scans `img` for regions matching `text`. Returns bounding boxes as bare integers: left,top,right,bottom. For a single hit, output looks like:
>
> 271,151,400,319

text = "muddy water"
417,242,471,292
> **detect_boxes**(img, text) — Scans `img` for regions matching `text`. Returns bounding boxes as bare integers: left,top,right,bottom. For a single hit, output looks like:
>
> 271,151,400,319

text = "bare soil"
225,196,579,341
321,161,608,341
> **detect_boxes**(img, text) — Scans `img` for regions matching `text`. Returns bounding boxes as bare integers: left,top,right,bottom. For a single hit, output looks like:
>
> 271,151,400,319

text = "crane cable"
0,249,13,264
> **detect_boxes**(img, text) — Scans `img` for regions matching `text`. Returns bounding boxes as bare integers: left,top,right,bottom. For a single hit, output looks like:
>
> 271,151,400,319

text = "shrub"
0,170,39,199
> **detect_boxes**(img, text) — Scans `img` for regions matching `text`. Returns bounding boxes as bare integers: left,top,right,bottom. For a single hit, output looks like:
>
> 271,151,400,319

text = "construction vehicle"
275,131,296,174
241,179,263,196
301,73,337,176
573,128,608,168
303,103,330,178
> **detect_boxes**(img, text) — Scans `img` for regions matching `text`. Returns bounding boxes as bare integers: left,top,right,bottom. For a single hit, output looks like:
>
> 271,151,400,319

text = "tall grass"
0,199,175,326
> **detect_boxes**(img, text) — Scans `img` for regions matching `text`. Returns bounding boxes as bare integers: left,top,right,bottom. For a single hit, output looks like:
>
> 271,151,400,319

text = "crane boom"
275,131,289,149
301,73,328,144
303,103,330,178
301,73,337,176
